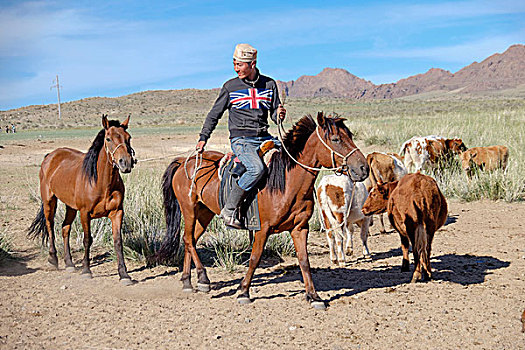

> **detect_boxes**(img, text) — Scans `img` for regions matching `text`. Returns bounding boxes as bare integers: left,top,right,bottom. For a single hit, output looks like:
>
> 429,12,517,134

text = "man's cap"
233,43,257,62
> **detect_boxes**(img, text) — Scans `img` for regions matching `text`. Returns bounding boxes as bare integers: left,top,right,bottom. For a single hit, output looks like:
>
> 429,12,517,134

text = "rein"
184,150,203,198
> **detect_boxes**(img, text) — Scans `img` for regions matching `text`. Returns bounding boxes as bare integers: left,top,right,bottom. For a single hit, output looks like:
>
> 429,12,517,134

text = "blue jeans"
230,135,281,191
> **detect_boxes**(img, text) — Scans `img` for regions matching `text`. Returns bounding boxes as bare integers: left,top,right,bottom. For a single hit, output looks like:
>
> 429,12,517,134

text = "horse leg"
238,229,269,304
290,227,325,310
79,211,93,278
61,206,77,272
43,195,58,269
180,208,209,293
400,234,410,272
193,206,215,293
109,209,132,285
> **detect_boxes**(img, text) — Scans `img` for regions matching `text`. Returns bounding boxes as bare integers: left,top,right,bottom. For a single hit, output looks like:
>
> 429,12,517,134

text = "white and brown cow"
362,172,448,283
363,152,407,234
400,135,467,172
317,174,371,266
459,145,509,177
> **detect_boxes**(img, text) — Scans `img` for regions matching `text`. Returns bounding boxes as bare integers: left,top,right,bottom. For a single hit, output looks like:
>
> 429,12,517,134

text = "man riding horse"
195,43,286,229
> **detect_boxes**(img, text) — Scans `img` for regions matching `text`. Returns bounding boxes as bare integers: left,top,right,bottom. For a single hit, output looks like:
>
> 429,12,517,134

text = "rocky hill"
279,44,525,99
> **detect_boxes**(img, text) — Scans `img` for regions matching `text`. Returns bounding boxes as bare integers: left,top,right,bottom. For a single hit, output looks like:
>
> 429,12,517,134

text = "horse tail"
27,202,47,246
151,159,182,266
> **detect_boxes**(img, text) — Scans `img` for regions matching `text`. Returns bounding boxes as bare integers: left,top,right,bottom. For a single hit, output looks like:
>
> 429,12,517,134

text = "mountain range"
277,44,525,99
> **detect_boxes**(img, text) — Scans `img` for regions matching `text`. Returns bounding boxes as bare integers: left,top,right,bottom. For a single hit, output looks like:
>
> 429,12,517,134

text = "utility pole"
50,75,62,119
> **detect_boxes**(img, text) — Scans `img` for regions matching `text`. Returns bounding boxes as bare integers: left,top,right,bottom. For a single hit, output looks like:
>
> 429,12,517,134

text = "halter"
105,141,135,168
277,118,360,174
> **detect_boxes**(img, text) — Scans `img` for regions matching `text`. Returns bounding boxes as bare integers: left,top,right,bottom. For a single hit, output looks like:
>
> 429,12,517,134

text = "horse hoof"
120,278,134,286
311,301,327,310
65,266,76,273
182,287,194,293
237,296,252,305
80,272,93,279
197,283,211,293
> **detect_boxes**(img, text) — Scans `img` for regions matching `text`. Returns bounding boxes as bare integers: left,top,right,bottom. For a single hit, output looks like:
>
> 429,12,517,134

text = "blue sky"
0,0,523,110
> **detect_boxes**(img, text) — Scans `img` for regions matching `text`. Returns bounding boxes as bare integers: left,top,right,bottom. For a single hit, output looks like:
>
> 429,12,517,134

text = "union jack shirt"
230,88,273,110
199,71,282,141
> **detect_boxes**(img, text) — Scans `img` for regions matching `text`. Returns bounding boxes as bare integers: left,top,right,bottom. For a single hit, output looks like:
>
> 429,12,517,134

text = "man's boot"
220,180,248,229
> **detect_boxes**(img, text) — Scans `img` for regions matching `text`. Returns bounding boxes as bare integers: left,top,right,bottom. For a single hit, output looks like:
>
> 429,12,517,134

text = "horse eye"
106,137,111,142
331,136,341,143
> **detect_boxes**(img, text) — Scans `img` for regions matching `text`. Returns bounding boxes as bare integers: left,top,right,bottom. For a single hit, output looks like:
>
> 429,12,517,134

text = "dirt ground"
0,130,524,349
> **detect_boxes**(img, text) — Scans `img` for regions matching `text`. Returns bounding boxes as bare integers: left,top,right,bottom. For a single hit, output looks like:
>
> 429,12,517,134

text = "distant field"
2,96,523,202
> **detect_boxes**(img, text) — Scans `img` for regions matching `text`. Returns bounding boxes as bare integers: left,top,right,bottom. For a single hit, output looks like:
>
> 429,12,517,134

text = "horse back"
40,147,85,204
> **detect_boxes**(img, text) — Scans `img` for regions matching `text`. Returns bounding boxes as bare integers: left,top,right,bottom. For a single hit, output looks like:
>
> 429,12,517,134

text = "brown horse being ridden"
155,112,369,309
28,115,136,285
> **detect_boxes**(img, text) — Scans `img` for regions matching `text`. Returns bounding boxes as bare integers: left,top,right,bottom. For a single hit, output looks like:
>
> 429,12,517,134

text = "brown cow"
459,145,509,177
364,152,407,233
362,172,448,282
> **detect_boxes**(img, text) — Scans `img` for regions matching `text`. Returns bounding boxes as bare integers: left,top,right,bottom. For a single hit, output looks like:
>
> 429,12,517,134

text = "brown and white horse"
155,112,368,309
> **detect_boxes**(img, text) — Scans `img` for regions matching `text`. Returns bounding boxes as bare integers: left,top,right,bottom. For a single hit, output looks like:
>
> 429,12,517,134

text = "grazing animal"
364,152,407,234
459,145,509,177
362,172,448,283
28,115,136,284
154,113,368,309
400,135,467,172
316,174,371,266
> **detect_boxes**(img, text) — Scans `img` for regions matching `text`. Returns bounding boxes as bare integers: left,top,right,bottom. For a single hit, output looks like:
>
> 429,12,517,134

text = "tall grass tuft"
0,228,13,263
202,218,251,273
347,100,525,202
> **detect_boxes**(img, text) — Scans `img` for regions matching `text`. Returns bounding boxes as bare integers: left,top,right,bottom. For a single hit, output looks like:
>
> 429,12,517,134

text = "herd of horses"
26,113,508,310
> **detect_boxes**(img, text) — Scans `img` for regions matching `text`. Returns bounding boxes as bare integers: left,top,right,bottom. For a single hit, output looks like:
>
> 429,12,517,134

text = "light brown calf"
364,152,407,234
362,172,448,282
459,145,509,177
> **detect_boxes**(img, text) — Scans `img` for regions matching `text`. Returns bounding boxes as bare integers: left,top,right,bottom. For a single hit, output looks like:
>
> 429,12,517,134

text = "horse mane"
82,119,123,184
266,113,353,193
266,114,317,193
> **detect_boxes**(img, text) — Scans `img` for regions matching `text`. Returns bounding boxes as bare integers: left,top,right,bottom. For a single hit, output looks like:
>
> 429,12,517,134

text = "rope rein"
184,150,202,198
276,118,360,173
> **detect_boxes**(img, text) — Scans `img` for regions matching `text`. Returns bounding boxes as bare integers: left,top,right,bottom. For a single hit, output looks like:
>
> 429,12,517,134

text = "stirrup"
221,210,245,230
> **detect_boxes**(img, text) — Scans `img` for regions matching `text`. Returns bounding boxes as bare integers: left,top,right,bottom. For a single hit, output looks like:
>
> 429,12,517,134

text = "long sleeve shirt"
199,70,281,141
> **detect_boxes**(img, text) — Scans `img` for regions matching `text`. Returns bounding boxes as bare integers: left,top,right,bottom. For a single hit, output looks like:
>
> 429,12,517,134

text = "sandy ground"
0,130,524,350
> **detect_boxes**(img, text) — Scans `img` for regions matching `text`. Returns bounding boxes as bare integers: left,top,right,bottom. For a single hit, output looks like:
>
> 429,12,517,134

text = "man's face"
233,60,255,79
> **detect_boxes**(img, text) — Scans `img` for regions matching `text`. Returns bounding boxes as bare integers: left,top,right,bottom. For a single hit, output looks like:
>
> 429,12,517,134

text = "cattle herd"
316,134,509,282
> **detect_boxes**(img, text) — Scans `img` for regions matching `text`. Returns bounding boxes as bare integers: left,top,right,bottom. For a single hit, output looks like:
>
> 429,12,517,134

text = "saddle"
218,140,278,231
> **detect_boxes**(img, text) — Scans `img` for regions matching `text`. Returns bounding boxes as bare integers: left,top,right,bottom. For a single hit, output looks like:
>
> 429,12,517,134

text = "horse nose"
119,158,132,173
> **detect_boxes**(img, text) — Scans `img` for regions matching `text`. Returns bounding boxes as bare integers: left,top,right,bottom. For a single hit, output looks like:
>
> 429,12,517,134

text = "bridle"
104,139,136,168
277,118,360,175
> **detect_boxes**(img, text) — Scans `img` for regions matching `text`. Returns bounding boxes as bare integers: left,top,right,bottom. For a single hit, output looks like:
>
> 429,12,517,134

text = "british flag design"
229,88,273,110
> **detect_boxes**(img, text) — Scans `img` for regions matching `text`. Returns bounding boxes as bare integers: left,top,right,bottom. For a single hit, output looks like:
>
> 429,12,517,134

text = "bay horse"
28,115,136,285
155,112,369,309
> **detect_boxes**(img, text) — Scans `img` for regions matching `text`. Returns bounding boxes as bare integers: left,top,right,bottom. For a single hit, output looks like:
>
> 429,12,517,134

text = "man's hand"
196,140,206,153
277,104,286,121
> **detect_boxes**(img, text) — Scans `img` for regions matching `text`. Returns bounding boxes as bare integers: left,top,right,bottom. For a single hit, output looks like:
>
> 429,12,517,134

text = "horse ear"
316,112,325,127
102,114,109,129
121,114,130,129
